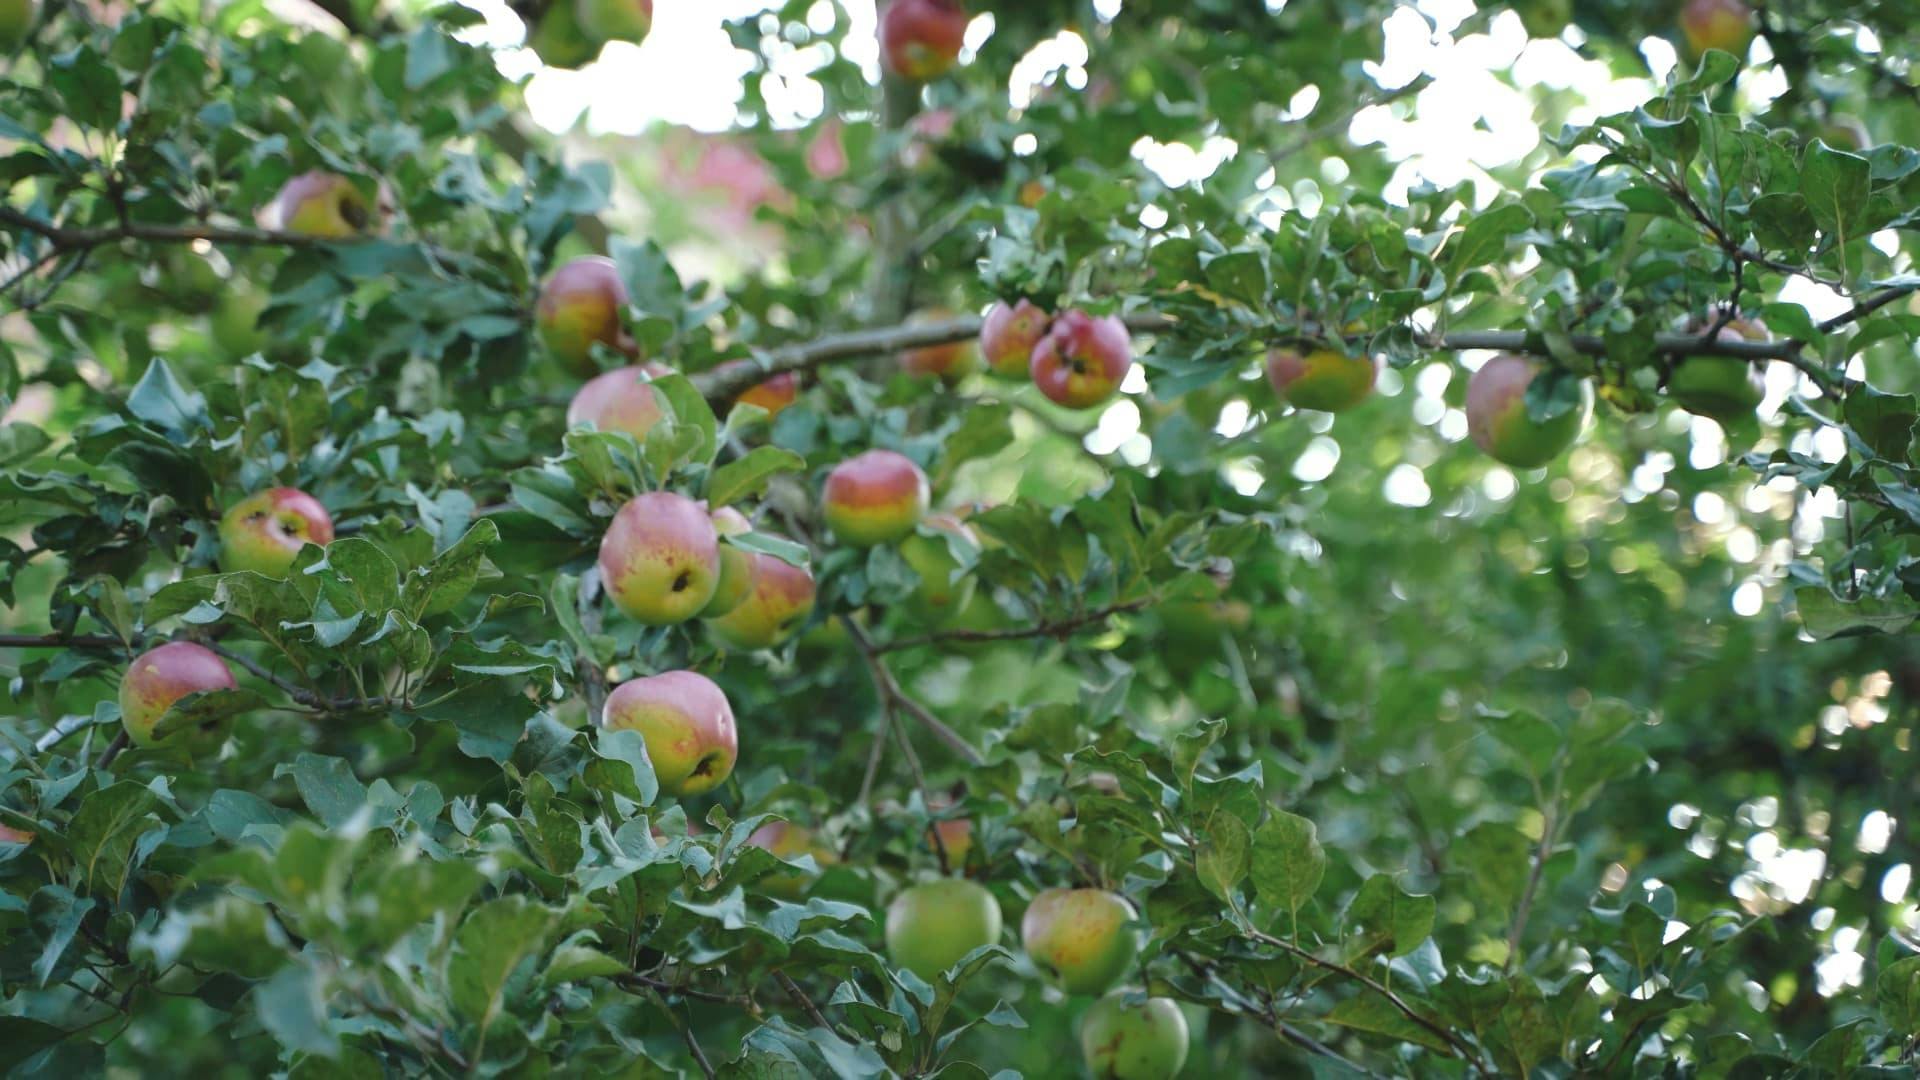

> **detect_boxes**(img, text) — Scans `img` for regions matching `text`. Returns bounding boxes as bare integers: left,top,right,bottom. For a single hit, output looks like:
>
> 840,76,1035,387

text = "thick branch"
0,206,335,253
876,597,1151,654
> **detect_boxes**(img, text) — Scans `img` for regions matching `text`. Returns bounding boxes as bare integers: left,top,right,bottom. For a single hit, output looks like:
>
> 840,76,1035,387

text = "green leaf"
1446,203,1533,280
1197,811,1251,904
1250,811,1326,922
448,896,558,1033
276,753,370,829
1802,140,1874,243
126,358,209,436
1794,587,1919,640
254,963,335,1056
589,728,659,807
1345,875,1436,959
150,687,270,742
67,782,161,898
0,1017,73,1073
708,446,805,508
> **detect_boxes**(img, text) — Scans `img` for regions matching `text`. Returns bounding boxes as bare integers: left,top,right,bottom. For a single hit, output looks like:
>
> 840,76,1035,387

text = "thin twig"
774,971,831,1032
876,597,1151,654
842,616,984,765
94,732,129,770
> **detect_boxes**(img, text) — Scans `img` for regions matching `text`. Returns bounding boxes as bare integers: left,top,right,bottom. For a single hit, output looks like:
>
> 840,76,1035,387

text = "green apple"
270,172,381,239
885,878,1003,981
1021,888,1140,996
530,1,600,69
1670,316,1766,421
1080,993,1191,1080
597,492,722,625
601,670,737,797
119,642,237,747
219,488,335,578
898,513,978,623
1265,346,1376,414
0,0,37,50
575,0,651,44
701,506,757,618
705,551,817,650
1464,354,1591,469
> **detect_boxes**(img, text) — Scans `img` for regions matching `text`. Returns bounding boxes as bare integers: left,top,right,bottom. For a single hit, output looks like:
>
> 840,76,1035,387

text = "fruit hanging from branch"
1021,887,1141,996
1079,993,1191,1080
218,487,334,578
598,492,723,625
1465,354,1592,469
704,551,817,650
267,171,385,239
822,450,930,547
1030,311,1132,410
119,642,237,747
601,670,738,797
1265,345,1377,414
980,299,1052,379
1668,316,1768,421
885,877,1003,981
567,363,671,442
701,506,757,619
537,255,634,376
879,0,969,83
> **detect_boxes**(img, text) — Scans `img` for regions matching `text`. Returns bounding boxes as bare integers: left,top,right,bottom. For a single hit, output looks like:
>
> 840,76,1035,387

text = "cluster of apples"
947,300,1136,411
527,0,653,71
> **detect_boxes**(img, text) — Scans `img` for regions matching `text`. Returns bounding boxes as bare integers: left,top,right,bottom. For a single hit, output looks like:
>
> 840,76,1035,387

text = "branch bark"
875,597,1151,654
841,616,985,765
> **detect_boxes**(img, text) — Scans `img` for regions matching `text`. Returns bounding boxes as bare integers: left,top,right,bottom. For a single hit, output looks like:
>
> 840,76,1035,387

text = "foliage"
5,0,1920,1076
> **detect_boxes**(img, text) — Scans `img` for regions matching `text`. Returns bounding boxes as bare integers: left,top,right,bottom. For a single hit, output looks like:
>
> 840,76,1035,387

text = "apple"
575,0,650,45
0,0,36,49
1080,994,1191,1080
530,1,599,69
601,670,737,797
705,551,817,650
714,360,800,418
980,300,1052,379
269,172,380,239
536,255,633,376
1030,311,1132,409
898,513,978,621
219,487,334,578
901,312,982,381
1021,887,1140,996
702,506,757,618
1679,0,1753,58
568,363,671,443
885,878,1002,981
0,825,30,846
1464,354,1591,469
879,0,968,83
210,286,270,358
1018,179,1049,208
822,450,929,547
927,818,973,868
119,642,237,747
1515,0,1571,39
807,119,850,181
1265,346,1376,414
746,820,839,898
1669,316,1767,421
598,492,722,625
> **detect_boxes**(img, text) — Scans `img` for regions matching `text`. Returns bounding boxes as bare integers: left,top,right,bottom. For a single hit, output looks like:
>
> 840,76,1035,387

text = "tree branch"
841,616,984,765
876,597,1151,654
0,206,337,253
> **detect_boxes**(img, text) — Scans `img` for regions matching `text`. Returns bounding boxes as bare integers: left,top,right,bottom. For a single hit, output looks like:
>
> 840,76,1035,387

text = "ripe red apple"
0,824,31,846
568,363,672,443
980,300,1051,379
746,820,840,898
536,255,634,376
1266,346,1376,413
885,878,1002,981
269,171,382,239
601,670,737,797
1022,888,1140,995
898,513,978,621
1080,994,1191,1079
598,492,722,625
1669,316,1767,421
219,487,334,578
714,360,800,418
702,506,757,619
575,0,651,44
901,311,982,381
119,642,237,747
1464,354,1591,469
1030,311,1132,409
880,0,968,83
927,818,973,868
1679,0,1753,58
822,450,929,547
705,551,817,650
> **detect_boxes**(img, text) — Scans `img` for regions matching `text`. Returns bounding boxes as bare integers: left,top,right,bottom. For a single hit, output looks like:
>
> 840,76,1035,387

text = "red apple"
746,820,840,897
269,171,382,239
822,450,929,547
1679,0,1753,58
880,0,968,83
119,642,237,747
219,487,334,578
1265,346,1376,413
1030,311,1132,409
576,0,651,44
901,311,982,381
598,492,722,625
714,360,800,418
1464,354,1592,469
702,506,757,618
536,255,634,376
601,670,737,797
704,552,817,650
980,300,1051,379
568,363,673,443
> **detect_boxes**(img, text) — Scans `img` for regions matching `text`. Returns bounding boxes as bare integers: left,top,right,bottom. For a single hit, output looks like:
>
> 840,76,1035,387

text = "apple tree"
5,0,1920,1075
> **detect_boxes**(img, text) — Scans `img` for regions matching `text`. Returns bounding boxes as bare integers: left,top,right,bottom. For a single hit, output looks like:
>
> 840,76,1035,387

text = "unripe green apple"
898,513,978,622
1669,314,1767,420
0,0,36,50
701,506,757,619
270,172,381,239
1265,346,1376,414
746,820,839,898
1820,115,1873,152
1031,311,1132,409
1464,354,1591,469
537,255,633,376
567,363,671,443
714,360,800,418
879,0,969,83
598,492,722,625
1679,0,1753,58
1080,994,1190,1080
1515,0,1571,39
530,1,600,69
601,670,737,797
1021,888,1140,996
574,0,650,45
705,551,817,650
885,878,1002,981
119,642,237,747
219,488,335,578
822,450,929,547
980,299,1051,378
